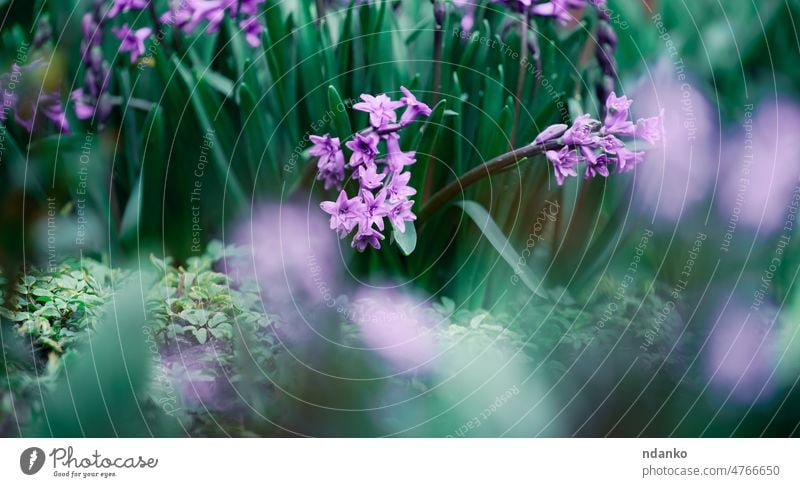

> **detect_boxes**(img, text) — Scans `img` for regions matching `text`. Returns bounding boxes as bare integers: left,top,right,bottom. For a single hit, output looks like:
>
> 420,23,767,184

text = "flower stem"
510,10,530,148
418,140,561,223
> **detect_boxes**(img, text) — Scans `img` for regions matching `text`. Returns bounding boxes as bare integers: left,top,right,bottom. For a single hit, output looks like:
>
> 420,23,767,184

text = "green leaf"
194,328,208,344
121,104,165,248
392,221,417,256
454,200,547,298
328,85,353,139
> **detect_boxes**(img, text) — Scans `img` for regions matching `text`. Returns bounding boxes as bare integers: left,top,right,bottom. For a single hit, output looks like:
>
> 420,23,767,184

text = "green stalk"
418,139,562,223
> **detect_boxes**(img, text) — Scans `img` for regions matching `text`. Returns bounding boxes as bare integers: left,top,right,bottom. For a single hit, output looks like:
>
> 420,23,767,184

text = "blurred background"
1,0,800,437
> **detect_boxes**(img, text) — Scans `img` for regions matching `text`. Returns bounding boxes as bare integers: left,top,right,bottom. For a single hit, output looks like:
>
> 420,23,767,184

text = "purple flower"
314,88,429,252
357,164,386,190
353,93,404,128
359,189,389,231
533,123,568,144
634,111,665,144
546,146,579,185
387,199,416,233
171,0,265,45
562,114,599,145
452,0,477,31
81,12,103,54
352,224,384,251
74,3,113,125
320,190,365,237
596,134,624,154
113,24,152,63
346,132,380,169
108,0,149,17
584,151,610,179
240,17,263,47
383,171,417,202
310,134,344,169
317,163,345,190
602,91,635,135
531,0,587,24
384,134,416,173
71,89,96,120
399,86,432,125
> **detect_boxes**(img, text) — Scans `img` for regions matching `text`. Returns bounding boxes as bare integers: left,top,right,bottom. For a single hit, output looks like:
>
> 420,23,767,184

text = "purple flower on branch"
357,164,386,190
352,225,384,251
602,92,635,135
387,199,416,233
313,88,430,252
562,113,598,145
113,24,152,62
346,132,380,169
383,171,417,202
108,0,150,17
532,91,661,184
546,146,579,185
353,93,404,129
320,190,365,237
359,189,390,232
399,86,432,126
384,134,416,173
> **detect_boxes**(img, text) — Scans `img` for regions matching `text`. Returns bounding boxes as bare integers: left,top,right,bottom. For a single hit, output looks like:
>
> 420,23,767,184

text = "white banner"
0,439,797,486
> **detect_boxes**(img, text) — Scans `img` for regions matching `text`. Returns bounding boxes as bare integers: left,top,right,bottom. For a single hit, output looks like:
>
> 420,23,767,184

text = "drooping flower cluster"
533,92,663,185
316,88,431,251
72,0,113,124
164,0,265,47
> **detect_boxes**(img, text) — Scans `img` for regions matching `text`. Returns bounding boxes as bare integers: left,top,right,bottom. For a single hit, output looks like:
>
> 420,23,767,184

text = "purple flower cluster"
316,87,432,251
165,0,265,47
534,92,663,185
72,0,112,124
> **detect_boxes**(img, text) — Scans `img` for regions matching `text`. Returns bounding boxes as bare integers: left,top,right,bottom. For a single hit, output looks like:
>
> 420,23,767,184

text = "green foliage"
145,242,276,346
0,261,126,357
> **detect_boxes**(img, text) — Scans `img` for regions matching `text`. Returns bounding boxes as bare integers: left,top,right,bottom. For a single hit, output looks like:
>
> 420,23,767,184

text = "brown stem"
510,10,530,148
418,140,561,223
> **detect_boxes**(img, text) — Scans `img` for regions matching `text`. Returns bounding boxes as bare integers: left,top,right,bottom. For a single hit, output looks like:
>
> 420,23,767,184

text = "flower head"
634,111,665,145
353,93,404,129
562,114,599,145
346,132,380,169
357,164,386,190
113,24,152,63
314,88,430,252
383,171,417,202
352,224,384,251
387,199,416,233
108,0,149,17
399,86,432,126
359,189,390,231
546,146,580,185
602,92,635,135
384,134,416,173
320,190,366,237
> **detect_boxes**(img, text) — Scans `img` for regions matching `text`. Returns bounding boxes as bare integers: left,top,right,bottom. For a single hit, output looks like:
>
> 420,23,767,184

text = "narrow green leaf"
327,85,353,139
455,200,547,298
